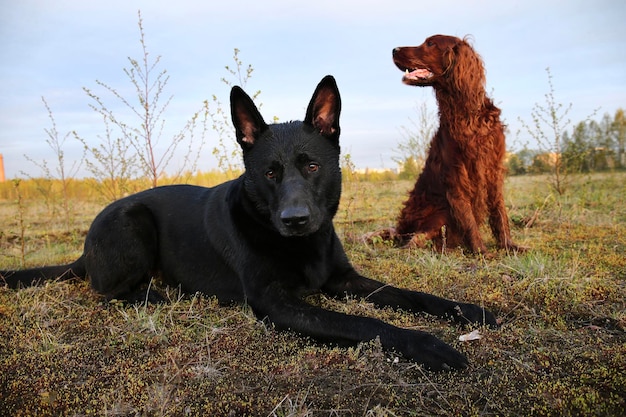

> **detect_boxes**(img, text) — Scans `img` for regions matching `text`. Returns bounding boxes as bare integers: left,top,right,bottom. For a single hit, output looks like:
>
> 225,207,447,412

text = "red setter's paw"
405,233,430,249
500,241,529,254
361,227,399,245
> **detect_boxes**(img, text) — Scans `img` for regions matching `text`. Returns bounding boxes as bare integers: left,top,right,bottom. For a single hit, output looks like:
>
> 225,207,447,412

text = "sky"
1,0,625,179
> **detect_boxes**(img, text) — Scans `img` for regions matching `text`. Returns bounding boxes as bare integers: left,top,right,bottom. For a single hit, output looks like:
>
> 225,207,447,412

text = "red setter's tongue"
405,68,432,80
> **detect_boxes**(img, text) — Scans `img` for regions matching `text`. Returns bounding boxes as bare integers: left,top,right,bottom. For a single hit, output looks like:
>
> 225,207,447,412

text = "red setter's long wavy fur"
391,35,520,254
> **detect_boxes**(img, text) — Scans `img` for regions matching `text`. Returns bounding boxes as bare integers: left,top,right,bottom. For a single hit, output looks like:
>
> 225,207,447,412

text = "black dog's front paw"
396,330,468,371
447,303,498,327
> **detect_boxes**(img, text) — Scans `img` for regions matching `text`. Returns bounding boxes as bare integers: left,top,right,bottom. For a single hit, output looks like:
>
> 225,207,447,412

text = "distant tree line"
507,108,626,175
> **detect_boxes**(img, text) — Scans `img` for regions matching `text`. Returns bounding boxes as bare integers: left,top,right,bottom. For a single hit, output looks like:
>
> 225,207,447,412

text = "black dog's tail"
1,256,87,289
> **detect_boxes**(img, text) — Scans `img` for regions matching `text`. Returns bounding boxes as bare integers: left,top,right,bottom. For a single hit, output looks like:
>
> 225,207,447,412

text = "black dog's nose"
393,47,401,57
280,207,310,228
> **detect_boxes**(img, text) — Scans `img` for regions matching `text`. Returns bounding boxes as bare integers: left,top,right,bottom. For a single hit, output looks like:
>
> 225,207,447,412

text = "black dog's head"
230,75,342,238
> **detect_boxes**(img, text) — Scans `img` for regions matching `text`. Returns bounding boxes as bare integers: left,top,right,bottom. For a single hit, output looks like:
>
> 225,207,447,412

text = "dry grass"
1,172,625,416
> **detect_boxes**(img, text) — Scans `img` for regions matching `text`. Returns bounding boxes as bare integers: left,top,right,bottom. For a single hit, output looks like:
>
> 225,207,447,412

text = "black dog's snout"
280,207,310,228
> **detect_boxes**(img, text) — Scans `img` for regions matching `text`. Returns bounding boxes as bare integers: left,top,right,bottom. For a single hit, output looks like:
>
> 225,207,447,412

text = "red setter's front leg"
445,189,488,255
442,161,488,254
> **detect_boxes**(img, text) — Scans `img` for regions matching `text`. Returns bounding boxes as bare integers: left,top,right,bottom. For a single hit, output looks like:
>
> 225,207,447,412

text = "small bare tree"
518,68,596,195
393,101,437,179
209,48,265,176
77,10,210,194
23,97,82,230
75,112,137,201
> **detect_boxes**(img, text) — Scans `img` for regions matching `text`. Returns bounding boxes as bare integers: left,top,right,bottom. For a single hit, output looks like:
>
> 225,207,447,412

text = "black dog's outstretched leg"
325,268,498,327
250,282,469,371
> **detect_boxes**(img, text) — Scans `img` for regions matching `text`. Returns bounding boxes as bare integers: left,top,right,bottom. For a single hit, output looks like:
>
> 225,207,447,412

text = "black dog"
1,76,496,370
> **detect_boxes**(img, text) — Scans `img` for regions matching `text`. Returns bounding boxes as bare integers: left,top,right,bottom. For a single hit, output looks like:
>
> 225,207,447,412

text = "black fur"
1,76,496,370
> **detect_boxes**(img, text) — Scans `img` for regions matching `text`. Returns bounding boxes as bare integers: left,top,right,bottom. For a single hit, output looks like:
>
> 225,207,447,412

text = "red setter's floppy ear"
442,41,457,76
448,38,487,110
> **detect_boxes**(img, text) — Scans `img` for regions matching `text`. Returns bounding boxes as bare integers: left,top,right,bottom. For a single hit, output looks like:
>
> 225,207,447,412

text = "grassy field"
0,172,624,416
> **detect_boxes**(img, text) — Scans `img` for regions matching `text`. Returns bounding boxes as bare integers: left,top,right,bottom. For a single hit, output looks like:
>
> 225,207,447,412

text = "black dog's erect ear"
230,86,269,148
304,75,341,140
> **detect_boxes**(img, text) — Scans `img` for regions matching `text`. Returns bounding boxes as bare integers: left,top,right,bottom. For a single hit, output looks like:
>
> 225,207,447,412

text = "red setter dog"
389,35,520,255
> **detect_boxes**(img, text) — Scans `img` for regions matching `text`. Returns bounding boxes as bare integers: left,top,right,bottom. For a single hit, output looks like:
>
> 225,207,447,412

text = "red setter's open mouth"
403,68,434,82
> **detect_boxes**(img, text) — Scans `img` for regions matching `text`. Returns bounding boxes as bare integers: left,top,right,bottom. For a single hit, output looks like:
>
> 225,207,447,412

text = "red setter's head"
393,35,486,105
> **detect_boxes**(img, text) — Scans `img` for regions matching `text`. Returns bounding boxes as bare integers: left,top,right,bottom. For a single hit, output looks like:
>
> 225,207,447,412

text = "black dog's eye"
265,169,276,180
307,163,320,173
